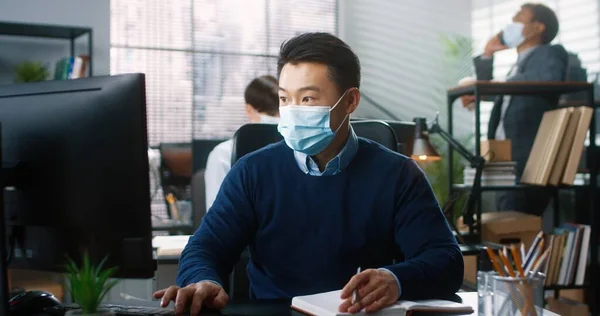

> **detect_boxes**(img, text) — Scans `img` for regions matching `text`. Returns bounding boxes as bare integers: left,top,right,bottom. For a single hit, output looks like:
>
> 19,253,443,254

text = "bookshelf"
0,21,93,76
446,81,597,313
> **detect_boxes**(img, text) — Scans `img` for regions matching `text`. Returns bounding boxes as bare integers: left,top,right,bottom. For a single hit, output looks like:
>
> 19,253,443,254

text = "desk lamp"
411,114,486,243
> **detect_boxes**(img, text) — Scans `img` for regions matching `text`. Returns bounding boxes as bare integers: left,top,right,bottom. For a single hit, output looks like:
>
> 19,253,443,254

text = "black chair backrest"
383,121,416,156
231,123,283,165
351,119,416,156
226,123,281,300
192,139,227,173
350,120,398,152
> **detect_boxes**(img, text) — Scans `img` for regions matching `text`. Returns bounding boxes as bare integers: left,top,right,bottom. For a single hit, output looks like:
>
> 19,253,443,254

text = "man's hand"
338,269,399,314
458,77,476,110
483,34,508,57
153,281,229,315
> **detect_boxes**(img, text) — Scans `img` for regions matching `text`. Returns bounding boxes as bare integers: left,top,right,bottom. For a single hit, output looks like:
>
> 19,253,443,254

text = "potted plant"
64,254,119,316
13,61,50,83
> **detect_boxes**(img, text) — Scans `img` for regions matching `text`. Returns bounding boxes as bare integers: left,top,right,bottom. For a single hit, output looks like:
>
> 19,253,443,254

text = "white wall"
0,0,110,84
339,0,473,134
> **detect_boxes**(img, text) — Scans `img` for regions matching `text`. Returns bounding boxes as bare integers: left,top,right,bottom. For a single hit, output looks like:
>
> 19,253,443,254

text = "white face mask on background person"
501,22,526,48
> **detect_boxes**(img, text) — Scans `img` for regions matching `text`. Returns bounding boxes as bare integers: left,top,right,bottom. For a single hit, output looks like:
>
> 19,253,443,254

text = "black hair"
277,32,361,93
522,3,559,44
244,75,279,116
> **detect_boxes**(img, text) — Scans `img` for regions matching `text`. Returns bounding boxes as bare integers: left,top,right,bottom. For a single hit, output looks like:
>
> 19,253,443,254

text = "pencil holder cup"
477,270,496,316
492,273,545,316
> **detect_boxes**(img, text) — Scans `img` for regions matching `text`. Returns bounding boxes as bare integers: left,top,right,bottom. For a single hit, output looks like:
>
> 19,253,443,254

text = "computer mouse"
8,290,60,315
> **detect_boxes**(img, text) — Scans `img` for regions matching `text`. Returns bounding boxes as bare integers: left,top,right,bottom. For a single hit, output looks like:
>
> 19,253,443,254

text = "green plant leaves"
13,61,50,83
64,252,120,314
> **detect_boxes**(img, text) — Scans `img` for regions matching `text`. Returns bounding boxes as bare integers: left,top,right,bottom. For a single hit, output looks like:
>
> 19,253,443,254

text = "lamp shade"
411,117,441,162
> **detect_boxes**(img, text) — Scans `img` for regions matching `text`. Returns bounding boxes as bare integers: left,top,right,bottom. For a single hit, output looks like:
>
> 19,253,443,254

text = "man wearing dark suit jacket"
463,3,568,215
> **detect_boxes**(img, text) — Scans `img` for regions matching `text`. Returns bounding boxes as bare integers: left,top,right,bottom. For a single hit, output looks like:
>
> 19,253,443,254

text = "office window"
471,0,600,139
110,0,337,146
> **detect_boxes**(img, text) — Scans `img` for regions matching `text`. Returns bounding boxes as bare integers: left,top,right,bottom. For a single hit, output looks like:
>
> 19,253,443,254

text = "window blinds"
110,0,337,146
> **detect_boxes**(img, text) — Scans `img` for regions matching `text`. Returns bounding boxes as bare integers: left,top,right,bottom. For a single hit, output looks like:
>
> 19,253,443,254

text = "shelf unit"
446,81,597,312
0,21,93,76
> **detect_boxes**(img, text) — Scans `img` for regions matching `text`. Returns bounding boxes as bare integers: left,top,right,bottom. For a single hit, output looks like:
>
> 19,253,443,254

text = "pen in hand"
352,267,361,304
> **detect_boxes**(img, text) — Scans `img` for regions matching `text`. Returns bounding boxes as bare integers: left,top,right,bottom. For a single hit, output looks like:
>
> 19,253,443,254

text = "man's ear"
532,22,546,38
345,88,361,114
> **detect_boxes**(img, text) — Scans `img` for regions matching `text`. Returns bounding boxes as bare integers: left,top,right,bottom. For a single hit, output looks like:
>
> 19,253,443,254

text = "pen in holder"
492,273,545,316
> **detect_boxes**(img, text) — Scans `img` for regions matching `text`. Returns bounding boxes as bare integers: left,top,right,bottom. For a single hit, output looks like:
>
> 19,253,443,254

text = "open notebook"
291,290,473,316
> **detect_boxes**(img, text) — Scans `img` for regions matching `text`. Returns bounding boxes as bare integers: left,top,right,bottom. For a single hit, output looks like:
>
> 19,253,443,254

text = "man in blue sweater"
154,32,463,315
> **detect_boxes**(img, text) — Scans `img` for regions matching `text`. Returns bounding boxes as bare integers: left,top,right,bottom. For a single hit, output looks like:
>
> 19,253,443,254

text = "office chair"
350,120,398,152
225,123,282,300
231,123,283,165
158,143,194,232
382,120,416,156
351,118,416,155
190,169,207,227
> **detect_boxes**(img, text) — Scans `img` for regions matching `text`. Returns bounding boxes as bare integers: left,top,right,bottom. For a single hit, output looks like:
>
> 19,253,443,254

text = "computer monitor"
0,74,154,296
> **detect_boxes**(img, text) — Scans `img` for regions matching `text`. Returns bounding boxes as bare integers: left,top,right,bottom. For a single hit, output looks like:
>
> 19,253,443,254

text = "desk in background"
153,235,190,290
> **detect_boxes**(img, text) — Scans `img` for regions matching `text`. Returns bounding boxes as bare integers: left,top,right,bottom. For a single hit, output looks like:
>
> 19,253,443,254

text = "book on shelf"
53,55,89,80
521,106,593,186
291,290,473,316
543,223,591,287
463,161,516,186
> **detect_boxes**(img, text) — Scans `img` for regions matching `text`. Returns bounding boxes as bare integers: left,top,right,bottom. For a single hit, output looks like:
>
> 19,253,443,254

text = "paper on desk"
152,235,191,250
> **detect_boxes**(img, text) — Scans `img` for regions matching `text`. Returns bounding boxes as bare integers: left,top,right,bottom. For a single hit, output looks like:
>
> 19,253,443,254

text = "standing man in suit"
462,3,567,215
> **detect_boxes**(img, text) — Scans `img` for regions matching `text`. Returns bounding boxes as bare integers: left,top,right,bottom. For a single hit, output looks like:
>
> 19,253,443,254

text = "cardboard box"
458,211,542,248
546,297,588,315
463,255,477,286
458,211,541,285
481,140,511,162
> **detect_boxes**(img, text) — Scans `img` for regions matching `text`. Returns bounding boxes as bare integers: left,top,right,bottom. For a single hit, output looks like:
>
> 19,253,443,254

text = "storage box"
546,297,588,315
480,140,511,162
458,211,542,248
458,211,541,285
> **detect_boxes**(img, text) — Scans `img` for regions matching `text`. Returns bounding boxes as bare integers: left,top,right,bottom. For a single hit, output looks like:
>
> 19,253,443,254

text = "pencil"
510,244,525,278
485,247,506,277
520,243,526,264
524,231,544,268
528,239,545,274
352,267,361,304
530,247,551,276
499,247,516,278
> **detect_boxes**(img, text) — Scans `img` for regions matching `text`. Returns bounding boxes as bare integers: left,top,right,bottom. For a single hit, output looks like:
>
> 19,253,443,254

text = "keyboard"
44,303,175,315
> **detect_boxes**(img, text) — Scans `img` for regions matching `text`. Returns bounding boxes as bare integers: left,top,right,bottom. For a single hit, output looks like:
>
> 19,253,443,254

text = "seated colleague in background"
154,32,463,315
204,75,280,210
462,3,567,215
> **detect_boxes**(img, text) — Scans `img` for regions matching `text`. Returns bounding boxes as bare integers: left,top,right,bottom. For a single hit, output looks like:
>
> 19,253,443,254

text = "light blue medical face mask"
277,90,349,156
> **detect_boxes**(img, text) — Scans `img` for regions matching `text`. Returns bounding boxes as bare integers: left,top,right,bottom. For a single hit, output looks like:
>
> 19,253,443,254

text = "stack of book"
543,224,592,287
53,55,89,80
463,162,516,186
521,106,593,186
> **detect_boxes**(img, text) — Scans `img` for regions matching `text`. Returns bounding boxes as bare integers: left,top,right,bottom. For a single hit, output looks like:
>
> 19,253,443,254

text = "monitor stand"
0,126,10,316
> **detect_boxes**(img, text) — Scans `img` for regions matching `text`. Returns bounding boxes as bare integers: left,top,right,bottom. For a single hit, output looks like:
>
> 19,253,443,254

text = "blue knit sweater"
177,139,463,300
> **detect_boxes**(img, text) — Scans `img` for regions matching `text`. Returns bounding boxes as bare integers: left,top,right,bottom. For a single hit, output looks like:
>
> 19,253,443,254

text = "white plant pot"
65,309,116,316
